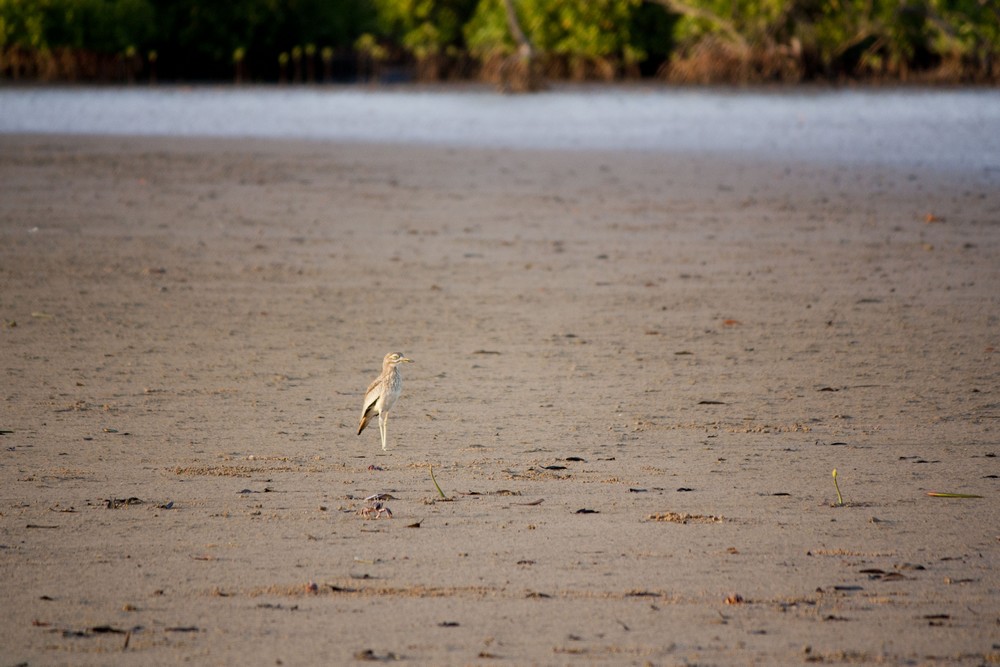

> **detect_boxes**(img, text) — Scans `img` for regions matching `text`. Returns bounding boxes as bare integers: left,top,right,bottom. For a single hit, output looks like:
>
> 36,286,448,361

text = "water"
1,85,998,174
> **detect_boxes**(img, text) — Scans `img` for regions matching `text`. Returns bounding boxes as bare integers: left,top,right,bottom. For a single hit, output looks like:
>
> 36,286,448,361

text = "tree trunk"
500,0,543,92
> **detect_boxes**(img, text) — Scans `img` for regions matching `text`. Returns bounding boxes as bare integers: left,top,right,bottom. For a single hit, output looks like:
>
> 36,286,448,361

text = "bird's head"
385,352,413,366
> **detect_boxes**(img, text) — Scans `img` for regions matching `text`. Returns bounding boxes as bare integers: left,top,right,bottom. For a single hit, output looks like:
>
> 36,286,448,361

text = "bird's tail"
358,413,373,435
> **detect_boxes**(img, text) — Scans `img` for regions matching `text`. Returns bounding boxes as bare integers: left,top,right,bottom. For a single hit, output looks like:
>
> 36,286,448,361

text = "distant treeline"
1,0,998,85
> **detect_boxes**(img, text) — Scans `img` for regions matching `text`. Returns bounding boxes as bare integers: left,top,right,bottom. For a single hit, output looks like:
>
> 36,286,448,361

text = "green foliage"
659,0,1000,80
465,0,641,59
671,0,786,47
1,0,153,52
1,0,997,81
802,0,913,73
373,0,477,58
0,0,47,49
929,0,1000,72
462,0,509,56
543,0,641,58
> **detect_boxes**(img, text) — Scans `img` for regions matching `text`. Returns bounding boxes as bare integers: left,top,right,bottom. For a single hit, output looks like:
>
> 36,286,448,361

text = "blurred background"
1,0,998,86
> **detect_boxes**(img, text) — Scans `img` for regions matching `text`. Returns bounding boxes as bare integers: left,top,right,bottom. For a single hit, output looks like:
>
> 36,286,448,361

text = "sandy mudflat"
1,133,998,665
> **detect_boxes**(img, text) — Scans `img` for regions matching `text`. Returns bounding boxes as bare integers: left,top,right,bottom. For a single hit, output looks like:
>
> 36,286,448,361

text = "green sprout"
430,465,446,499
832,468,844,506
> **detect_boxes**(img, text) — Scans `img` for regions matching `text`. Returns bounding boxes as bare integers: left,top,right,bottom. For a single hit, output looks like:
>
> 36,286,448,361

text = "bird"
358,352,413,451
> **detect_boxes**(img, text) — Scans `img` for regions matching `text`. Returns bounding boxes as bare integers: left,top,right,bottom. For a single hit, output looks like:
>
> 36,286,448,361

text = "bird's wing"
357,376,383,435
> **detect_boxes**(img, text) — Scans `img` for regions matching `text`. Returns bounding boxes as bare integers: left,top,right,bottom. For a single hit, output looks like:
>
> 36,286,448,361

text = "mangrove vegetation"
1,0,997,84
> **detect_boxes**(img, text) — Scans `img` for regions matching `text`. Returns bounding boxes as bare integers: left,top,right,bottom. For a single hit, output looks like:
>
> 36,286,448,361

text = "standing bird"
358,352,413,451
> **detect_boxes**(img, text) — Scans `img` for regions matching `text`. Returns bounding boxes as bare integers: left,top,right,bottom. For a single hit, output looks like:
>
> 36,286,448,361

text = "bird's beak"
402,357,414,363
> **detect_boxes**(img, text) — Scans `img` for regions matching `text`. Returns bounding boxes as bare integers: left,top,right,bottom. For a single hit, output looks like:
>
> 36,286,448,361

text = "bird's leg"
379,413,388,451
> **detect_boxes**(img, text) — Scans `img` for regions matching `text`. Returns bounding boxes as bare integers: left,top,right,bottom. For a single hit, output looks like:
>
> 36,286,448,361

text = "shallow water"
1,85,998,173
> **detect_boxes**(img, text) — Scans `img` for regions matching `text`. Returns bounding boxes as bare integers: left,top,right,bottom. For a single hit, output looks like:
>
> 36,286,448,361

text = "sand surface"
1,134,998,665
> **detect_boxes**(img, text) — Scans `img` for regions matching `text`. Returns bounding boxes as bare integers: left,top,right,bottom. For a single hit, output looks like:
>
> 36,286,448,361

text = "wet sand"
1,134,998,665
